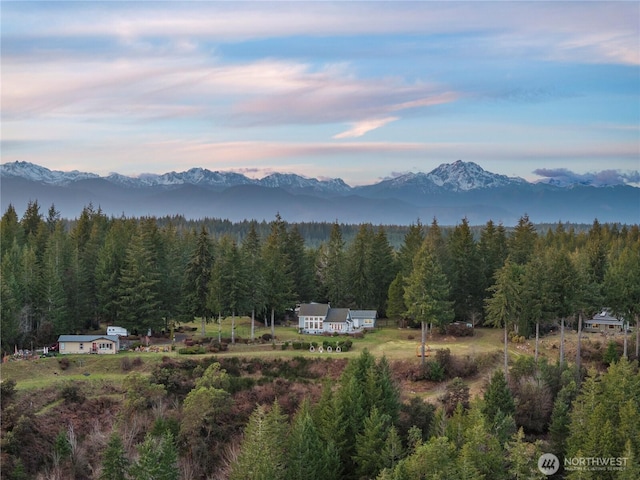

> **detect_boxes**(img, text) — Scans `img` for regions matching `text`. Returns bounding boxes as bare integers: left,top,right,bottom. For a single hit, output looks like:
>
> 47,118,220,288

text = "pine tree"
182,227,214,336
404,240,453,359
286,225,316,302
354,406,391,480
447,217,483,322
369,227,398,316
459,406,505,480
286,400,337,480
129,431,178,480
478,220,508,309
508,214,537,265
261,214,294,340
485,260,524,377
386,273,407,324
397,220,424,278
348,223,373,309
319,221,348,306
116,231,161,333
482,369,515,424
505,428,544,480
241,222,264,341
603,246,640,358
100,432,128,480
211,235,249,344
229,402,287,480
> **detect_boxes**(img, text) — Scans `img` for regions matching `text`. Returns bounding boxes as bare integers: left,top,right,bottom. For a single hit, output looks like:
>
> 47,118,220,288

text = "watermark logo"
564,456,628,472
538,453,560,475
538,453,629,475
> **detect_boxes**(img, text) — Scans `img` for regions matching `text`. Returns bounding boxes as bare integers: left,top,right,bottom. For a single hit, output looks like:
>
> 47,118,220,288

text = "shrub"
440,377,470,415
132,356,144,367
178,346,207,355
262,333,273,342
121,357,132,372
435,348,452,377
603,340,620,365
422,360,445,382
0,379,17,403
60,382,85,403
58,357,70,370
449,355,478,378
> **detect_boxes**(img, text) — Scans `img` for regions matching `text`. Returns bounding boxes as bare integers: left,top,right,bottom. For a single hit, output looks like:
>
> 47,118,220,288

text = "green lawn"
2,322,566,392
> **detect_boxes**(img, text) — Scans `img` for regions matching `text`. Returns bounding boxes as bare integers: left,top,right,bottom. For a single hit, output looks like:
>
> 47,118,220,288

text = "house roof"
299,303,330,317
57,335,120,343
326,308,351,323
350,310,377,319
590,310,625,322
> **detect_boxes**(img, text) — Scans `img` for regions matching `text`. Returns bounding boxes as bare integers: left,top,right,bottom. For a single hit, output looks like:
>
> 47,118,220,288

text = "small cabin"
584,310,628,333
57,335,120,354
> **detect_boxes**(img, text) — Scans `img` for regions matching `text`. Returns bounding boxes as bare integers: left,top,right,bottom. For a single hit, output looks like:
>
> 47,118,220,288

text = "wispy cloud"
4,2,637,65
333,117,399,139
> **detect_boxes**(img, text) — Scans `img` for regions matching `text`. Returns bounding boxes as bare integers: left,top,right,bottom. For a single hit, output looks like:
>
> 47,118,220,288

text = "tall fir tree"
229,402,288,480
182,227,214,336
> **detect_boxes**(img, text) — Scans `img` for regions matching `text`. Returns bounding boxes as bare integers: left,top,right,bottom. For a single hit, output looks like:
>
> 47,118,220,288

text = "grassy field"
1,316,613,392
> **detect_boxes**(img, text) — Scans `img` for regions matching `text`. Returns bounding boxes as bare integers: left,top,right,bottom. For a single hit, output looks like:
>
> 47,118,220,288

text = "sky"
1,1,639,187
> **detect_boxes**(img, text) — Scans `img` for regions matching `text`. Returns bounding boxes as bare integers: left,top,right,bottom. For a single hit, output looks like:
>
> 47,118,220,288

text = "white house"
298,304,376,334
584,310,628,333
57,335,120,354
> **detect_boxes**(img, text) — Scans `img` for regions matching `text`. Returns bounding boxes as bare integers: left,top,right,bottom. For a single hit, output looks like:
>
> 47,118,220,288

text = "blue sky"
2,1,639,186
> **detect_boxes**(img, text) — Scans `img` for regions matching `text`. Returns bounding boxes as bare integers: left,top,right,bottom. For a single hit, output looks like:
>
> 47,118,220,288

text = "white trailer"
106,326,129,337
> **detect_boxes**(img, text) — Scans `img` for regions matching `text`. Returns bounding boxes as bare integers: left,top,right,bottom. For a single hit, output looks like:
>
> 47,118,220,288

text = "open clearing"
1,319,619,393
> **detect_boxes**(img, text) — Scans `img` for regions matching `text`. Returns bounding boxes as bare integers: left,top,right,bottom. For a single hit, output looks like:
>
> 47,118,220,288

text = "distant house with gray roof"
57,335,120,354
584,310,628,333
297,304,376,334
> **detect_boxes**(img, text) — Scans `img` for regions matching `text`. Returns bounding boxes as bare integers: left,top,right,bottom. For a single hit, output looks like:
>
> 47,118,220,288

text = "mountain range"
1,160,638,225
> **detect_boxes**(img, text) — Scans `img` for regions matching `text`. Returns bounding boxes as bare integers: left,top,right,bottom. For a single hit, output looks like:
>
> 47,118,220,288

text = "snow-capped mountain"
426,160,526,191
107,168,254,188
1,161,100,185
257,173,351,193
0,160,525,192
1,160,637,225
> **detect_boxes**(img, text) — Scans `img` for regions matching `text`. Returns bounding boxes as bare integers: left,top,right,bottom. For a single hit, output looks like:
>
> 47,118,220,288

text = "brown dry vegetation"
1,325,633,479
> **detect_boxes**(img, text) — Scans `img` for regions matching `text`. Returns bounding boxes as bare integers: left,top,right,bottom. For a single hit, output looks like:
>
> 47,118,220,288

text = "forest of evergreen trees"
2,200,640,479
2,348,639,479
2,200,639,355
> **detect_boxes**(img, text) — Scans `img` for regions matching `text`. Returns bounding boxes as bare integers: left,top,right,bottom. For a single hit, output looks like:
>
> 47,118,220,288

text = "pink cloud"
333,117,399,139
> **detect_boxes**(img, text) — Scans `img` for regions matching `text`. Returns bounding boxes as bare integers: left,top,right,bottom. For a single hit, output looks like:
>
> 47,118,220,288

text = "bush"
435,348,452,377
132,356,144,367
603,340,620,365
0,379,17,404
422,360,445,382
178,346,207,355
445,322,474,337
440,377,470,415
121,357,132,372
449,355,478,378
58,357,70,370
60,382,85,403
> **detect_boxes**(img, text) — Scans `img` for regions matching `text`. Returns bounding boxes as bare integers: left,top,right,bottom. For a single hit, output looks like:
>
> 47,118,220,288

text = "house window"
60,343,65,350
592,323,598,329
79,343,84,350
609,325,615,329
